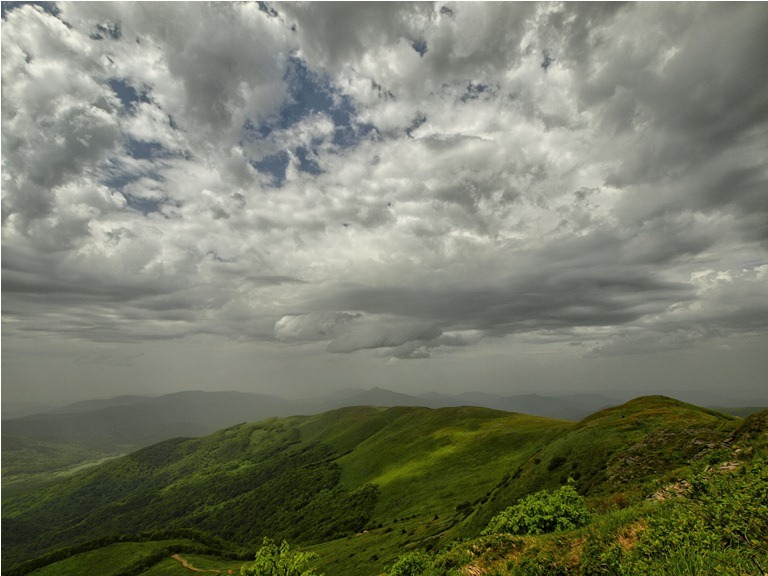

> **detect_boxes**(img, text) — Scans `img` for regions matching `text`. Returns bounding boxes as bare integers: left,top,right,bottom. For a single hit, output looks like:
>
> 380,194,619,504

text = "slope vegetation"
3,397,757,576
462,396,738,534
2,405,567,574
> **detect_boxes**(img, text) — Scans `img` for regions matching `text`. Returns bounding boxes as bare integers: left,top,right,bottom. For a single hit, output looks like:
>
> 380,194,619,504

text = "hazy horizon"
5,384,768,423
3,2,767,408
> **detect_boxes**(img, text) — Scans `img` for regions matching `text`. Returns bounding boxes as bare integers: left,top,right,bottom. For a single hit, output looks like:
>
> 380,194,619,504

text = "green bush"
482,481,589,536
388,551,435,576
240,538,323,576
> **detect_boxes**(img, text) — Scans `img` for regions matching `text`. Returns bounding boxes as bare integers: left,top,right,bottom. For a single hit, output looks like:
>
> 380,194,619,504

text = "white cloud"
275,312,361,342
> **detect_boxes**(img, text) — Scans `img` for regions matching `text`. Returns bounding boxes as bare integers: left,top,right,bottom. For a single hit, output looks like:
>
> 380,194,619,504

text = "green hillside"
462,395,739,535
1,435,123,497
3,397,764,576
2,405,567,574
1,388,614,491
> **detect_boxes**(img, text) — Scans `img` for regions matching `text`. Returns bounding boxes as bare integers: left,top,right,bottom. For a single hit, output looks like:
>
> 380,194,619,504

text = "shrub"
240,538,323,576
482,481,589,536
389,551,435,576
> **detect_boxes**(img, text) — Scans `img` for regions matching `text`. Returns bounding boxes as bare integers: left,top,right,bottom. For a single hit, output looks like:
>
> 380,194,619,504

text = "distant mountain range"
3,387,765,487
3,388,618,452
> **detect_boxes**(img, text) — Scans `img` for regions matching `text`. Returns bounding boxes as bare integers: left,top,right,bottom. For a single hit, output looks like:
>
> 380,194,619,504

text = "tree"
241,538,323,576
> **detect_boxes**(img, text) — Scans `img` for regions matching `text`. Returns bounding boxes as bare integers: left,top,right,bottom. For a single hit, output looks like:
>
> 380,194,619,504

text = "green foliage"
241,538,323,576
1,435,113,477
624,455,768,575
511,547,575,576
578,507,639,576
482,481,589,536
466,396,739,537
4,405,568,574
388,551,436,576
333,406,569,520
2,426,377,568
3,538,219,576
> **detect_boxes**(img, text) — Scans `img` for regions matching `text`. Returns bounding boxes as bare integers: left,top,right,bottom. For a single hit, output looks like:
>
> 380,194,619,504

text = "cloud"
325,316,442,354
2,1,767,377
274,311,361,342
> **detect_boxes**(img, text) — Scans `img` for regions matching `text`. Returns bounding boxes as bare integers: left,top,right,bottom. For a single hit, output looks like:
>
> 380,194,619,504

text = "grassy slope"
1,436,125,496
2,406,568,576
321,406,569,517
21,540,198,576
3,397,751,576
437,410,768,576
461,395,739,536
301,406,570,575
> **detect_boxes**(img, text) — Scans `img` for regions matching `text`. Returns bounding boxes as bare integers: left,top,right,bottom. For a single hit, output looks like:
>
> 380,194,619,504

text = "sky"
2,1,768,407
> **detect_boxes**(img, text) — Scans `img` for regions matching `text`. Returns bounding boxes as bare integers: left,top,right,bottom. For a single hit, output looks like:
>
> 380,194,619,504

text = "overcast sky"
2,2,767,407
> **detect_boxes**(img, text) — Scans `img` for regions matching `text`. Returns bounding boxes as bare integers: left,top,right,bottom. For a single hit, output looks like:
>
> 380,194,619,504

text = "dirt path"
170,554,234,574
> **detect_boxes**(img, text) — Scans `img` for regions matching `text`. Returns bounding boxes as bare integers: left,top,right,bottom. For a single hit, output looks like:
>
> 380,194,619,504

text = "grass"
298,407,573,575
3,406,567,573
1,436,123,497
5,400,762,576
140,554,244,575
22,540,197,576
335,408,571,520
462,396,740,535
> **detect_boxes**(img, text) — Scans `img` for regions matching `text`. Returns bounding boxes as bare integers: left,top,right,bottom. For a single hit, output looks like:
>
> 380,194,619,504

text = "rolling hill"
460,395,740,535
1,405,568,572
4,396,762,576
1,388,620,491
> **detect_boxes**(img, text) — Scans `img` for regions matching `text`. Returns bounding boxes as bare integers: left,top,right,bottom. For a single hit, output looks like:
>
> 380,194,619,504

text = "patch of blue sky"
101,158,164,212
101,156,165,215
1,1,59,19
244,56,378,184
460,82,490,103
251,151,290,186
295,146,322,176
108,78,151,114
125,139,165,161
101,137,184,216
411,39,428,58
121,193,164,216
102,171,142,191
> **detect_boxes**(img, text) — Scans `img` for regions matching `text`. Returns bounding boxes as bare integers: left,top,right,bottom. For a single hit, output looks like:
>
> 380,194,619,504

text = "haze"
2,2,767,409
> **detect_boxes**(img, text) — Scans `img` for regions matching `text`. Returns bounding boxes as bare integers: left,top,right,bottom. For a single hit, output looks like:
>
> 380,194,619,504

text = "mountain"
2,391,306,452
2,404,569,571
1,400,62,419
2,391,313,492
320,386,431,409
3,396,757,576
5,387,760,494
1,388,616,482
3,387,622,449
420,391,620,420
